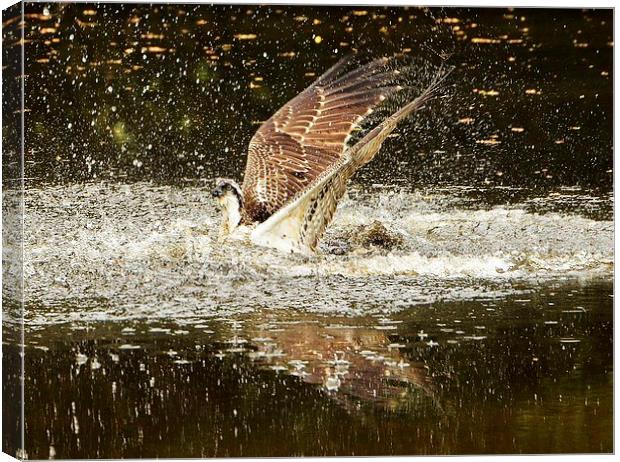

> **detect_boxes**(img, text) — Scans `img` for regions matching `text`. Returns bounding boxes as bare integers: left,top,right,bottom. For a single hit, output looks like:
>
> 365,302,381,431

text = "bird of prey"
211,55,450,254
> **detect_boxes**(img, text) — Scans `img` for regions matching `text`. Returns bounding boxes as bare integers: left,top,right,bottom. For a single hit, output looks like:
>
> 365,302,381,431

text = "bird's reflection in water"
14,281,613,458
229,312,438,411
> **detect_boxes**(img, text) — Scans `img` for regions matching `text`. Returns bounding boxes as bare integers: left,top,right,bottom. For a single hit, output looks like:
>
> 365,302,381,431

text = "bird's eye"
225,184,232,191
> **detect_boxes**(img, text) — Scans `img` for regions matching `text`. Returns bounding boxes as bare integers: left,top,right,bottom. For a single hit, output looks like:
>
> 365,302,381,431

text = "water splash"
21,182,612,325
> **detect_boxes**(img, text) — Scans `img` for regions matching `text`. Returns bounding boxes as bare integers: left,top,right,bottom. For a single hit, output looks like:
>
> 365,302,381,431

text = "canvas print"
2,2,613,458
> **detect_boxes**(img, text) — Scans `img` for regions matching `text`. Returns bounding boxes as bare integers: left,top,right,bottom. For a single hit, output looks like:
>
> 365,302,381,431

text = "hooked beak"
211,187,222,198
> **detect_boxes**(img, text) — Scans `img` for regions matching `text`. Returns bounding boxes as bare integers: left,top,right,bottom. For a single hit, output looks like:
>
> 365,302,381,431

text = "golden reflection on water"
2,3,611,187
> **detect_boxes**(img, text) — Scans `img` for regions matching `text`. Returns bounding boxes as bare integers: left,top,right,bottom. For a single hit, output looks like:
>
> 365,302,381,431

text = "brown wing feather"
251,64,454,253
241,56,403,223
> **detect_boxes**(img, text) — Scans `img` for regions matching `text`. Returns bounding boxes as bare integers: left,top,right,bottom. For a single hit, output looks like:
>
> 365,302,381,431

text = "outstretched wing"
241,56,404,222
250,66,452,254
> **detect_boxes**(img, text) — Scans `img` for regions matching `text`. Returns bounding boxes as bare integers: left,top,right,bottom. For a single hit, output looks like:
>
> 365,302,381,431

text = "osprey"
212,56,450,254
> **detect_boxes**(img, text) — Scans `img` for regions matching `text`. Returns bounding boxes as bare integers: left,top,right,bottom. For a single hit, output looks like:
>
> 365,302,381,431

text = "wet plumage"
217,56,452,253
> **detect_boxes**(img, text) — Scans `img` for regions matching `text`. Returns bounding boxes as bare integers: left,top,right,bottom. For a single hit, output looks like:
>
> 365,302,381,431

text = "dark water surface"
5,280,613,457
8,3,614,189
2,3,614,459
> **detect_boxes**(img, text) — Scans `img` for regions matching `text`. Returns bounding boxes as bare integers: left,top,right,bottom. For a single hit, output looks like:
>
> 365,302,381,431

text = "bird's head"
211,178,243,206
212,178,243,238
